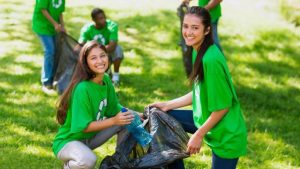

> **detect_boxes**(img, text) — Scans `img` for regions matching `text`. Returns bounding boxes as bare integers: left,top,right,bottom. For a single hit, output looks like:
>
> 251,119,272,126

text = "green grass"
279,0,300,26
0,0,299,168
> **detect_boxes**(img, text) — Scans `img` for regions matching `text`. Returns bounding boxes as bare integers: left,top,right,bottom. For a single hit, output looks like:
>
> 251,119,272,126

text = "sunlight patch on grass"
0,40,33,55
122,66,142,75
15,54,42,64
20,145,53,157
0,31,9,39
0,64,33,75
269,161,300,169
148,49,178,60
6,123,47,142
152,31,173,44
151,61,172,75
286,78,300,89
119,31,138,44
125,49,139,59
6,92,43,106
153,89,167,97
271,52,299,68
0,81,12,90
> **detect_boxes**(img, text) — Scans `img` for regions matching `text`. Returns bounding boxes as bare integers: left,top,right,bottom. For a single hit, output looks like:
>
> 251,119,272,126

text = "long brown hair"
186,6,214,84
56,41,107,124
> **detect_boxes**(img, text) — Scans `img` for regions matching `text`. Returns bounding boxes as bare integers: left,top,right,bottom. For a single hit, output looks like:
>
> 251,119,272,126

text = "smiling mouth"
96,64,106,69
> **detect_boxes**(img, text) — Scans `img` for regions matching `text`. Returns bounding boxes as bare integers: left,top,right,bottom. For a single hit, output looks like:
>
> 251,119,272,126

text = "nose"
183,27,192,36
186,28,193,36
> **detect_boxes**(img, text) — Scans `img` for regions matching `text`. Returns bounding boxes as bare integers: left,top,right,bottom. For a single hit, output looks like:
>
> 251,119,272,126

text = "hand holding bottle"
113,111,134,126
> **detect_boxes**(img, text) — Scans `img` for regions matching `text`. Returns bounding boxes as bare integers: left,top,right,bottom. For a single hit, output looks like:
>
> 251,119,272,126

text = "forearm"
166,92,192,110
41,9,58,27
205,0,222,10
84,117,115,133
195,108,228,137
105,42,117,53
59,14,65,27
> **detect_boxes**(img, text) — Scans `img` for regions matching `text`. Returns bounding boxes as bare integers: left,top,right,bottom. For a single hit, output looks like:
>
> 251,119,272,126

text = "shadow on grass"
221,28,300,167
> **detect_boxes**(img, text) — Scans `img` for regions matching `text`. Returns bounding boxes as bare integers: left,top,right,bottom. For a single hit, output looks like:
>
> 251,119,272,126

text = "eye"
100,54,107,58
191,26,199,30
183,24,189,29
89,56,97,60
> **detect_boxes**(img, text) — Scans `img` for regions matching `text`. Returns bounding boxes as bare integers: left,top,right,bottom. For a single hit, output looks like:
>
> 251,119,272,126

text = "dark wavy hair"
186,6,214,84
56,41,107,124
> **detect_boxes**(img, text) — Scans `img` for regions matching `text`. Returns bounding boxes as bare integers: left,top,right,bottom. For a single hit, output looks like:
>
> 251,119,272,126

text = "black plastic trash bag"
53,32,81,94
100,107,190,169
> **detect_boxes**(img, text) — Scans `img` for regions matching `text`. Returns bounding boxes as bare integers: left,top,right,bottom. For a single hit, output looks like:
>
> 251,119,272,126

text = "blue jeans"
211,19,222,52
37,34,55,86
167,110,239,169
212,152,239,169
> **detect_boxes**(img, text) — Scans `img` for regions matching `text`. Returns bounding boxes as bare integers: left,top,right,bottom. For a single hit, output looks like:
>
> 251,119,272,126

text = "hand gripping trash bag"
99,107,190,169
53,32,81,94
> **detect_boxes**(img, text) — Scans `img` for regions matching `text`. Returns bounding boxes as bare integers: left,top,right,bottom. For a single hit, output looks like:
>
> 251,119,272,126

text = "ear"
204,26,211,35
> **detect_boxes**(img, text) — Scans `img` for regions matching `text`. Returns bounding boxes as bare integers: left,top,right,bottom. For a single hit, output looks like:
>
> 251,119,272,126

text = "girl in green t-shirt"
150,6,247,169
53,40,134,169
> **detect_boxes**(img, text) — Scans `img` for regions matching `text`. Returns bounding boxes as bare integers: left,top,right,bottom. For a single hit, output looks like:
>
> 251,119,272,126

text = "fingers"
147,103,156,108
187,145,200,155
117,112,134,125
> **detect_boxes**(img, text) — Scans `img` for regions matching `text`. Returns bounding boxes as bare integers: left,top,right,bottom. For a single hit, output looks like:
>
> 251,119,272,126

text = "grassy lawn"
0,0,299,168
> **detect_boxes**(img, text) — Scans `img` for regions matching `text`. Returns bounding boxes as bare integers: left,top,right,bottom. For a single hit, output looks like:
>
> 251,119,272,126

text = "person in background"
79,8,124,86
151,6,247,169
52,41,134,169
32,0,66,95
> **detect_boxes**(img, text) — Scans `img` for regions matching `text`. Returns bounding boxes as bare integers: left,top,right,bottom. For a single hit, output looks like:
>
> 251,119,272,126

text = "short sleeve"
108,22,118,41
204,58,233,112
62,0,65,12
78,24,90,44
70,83,93,133
103,74,122,117
36,0,49,9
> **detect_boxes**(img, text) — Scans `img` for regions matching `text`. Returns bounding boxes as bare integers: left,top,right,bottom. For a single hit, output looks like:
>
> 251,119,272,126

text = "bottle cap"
121,108,128,112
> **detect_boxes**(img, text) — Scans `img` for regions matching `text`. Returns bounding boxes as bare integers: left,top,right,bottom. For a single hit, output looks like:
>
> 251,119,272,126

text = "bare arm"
59,13,66,32
150,92,192,112
84,111,134,133
187,108,228,154
41,9,62,32
105,41,117,53
205,0,222,11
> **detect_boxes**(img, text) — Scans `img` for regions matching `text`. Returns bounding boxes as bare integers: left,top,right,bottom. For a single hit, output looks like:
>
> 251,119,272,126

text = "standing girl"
151,6,247,169
52,41,134,169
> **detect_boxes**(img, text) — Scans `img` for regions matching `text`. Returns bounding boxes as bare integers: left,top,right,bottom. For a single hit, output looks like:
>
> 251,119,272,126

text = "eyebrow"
183,22,200,26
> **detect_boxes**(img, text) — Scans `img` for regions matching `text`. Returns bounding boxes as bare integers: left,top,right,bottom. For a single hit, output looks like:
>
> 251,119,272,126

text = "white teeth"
96,65,105,69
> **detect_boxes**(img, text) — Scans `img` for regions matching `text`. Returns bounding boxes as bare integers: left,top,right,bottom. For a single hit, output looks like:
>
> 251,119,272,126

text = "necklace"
52,0,62,9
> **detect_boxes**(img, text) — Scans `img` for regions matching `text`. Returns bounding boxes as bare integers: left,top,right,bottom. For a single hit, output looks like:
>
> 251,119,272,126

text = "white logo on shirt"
96,99,107,121
93,34,106,45
52,0,62,9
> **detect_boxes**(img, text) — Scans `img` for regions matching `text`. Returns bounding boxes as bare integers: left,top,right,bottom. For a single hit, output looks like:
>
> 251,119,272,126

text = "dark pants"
167,110,239,169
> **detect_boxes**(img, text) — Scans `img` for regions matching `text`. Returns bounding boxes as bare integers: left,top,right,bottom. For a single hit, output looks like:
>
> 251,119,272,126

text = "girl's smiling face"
182,14,209,50
86,47,109,75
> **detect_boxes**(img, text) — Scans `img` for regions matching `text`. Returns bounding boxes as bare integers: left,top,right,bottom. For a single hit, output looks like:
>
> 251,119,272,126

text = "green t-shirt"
32,0,65,35
192,45,247,158
52,74,122,156
198,0,221,22
78,20,118,45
